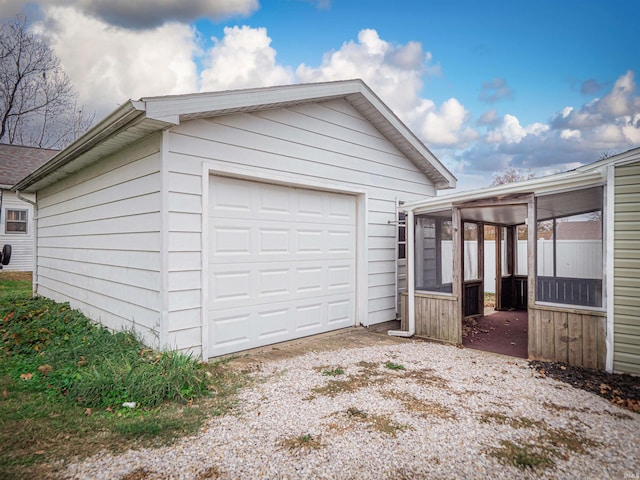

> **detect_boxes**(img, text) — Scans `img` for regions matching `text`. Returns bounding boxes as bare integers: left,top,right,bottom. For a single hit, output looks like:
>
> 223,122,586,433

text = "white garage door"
208,176,357,357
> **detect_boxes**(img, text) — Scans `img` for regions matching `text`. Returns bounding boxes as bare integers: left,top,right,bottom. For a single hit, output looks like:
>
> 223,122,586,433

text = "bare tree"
0,15,93,149
489,166,535,186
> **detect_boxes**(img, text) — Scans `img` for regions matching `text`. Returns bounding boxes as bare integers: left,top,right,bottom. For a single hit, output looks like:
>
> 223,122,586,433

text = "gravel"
64,340,640,480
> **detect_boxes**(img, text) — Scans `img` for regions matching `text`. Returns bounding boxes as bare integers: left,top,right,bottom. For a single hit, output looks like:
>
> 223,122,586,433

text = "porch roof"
401,166,605,225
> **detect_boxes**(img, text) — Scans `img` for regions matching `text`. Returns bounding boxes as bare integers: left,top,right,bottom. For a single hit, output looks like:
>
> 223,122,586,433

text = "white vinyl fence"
438,240,602,293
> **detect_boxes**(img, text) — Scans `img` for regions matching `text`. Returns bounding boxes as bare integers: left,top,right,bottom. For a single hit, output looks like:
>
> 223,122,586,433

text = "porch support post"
527,197,537,308
407,209,415,335
477,223,485,315
452,207,462,343
495,226,502,311
605,165,615,372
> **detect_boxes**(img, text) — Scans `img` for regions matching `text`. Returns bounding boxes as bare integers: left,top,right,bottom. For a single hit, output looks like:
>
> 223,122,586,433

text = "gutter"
389,209,415,338
12,101,146,192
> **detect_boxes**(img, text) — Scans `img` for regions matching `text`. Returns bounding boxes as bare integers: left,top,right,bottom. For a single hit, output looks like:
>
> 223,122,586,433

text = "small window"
6,209,27,233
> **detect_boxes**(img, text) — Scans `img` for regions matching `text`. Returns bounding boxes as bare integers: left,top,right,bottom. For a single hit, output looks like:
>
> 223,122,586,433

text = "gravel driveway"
65,335,639,479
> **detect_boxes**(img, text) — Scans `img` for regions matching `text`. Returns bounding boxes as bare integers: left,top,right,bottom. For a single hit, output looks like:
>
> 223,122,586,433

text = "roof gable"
13,80,456,192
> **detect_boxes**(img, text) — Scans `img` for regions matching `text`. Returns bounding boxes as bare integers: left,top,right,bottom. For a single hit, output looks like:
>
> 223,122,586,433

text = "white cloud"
597,70,636,117
413,97,478,146
486,114,548,144
297,29,475,147
3,0,258,28
200,26,294,91
560,129,581,140
32,6,201,116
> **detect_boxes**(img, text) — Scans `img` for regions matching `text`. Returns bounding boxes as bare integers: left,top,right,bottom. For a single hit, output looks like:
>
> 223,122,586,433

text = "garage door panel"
211,177,355,225
210,220,355,262
209,175,356,357
328,299,353,324
209,294,354,356
212,226,252,255
210,259,355,308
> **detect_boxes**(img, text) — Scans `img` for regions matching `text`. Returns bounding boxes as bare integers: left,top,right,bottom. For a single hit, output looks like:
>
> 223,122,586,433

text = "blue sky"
4,0,639,189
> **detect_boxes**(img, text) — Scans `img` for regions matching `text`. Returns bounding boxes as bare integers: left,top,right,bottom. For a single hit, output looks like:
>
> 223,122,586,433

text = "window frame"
5,208,28,234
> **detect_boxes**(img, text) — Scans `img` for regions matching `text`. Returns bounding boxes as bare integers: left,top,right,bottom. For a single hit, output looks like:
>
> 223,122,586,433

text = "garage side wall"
614,159,640,373
35,134,164,347
165,99,437,355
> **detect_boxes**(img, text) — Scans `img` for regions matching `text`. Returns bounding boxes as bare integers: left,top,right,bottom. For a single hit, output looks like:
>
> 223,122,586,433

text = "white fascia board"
401,169,605,214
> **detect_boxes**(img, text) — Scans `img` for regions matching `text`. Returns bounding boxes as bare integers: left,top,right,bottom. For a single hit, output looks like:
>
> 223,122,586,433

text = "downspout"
389,208,415,337
15,190,37,295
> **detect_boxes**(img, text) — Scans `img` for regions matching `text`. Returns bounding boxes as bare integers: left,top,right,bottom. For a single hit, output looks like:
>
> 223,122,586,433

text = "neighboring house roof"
0,143,58,189
13,80,457,193
555,220,602,240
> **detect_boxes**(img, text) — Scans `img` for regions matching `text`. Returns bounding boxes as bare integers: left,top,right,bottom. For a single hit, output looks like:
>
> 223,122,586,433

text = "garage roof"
12,80,456,193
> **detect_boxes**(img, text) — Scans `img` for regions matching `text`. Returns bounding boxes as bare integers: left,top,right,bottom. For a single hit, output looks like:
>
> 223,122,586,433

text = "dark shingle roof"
0,143,58,188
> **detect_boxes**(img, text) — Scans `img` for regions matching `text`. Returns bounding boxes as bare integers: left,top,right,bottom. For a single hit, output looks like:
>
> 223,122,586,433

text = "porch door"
496,226,515,310
462,222,483,318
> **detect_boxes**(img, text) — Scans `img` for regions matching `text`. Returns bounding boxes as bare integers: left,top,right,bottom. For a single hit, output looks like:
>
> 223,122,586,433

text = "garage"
16,80,456,359
208,175,357,356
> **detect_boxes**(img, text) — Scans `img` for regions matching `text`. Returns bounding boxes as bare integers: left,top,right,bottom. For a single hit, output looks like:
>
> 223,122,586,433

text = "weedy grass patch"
279,433,324,451
489,440,554,471
482,411,602,472
0,293,248,479
343,407,409,437
385,361,405,371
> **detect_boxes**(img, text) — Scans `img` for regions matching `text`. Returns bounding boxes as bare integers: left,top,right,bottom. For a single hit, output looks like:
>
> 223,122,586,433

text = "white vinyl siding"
165,98,436,353
35,135,163,346
164,153,204,354
0,191,36,271
614,160,640,374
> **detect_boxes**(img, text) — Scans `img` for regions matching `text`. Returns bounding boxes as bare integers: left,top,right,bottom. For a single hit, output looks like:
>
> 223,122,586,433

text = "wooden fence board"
567,313,583,366
554,311,569,364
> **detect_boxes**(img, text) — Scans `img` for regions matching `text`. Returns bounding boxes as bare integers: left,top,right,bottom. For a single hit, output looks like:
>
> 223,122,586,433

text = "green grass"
385,361,405,371
0,278,32,300
0,289,249,479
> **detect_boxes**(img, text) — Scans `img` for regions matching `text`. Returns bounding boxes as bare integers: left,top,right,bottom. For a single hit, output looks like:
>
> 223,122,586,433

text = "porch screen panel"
415,214,453,293
536,210,603,308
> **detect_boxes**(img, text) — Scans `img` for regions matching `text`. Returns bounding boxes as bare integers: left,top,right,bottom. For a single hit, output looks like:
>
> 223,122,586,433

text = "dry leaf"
19,373,33,380
77,356,87,367
84,408,92,416
38,364,53,376
2,388,7,397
